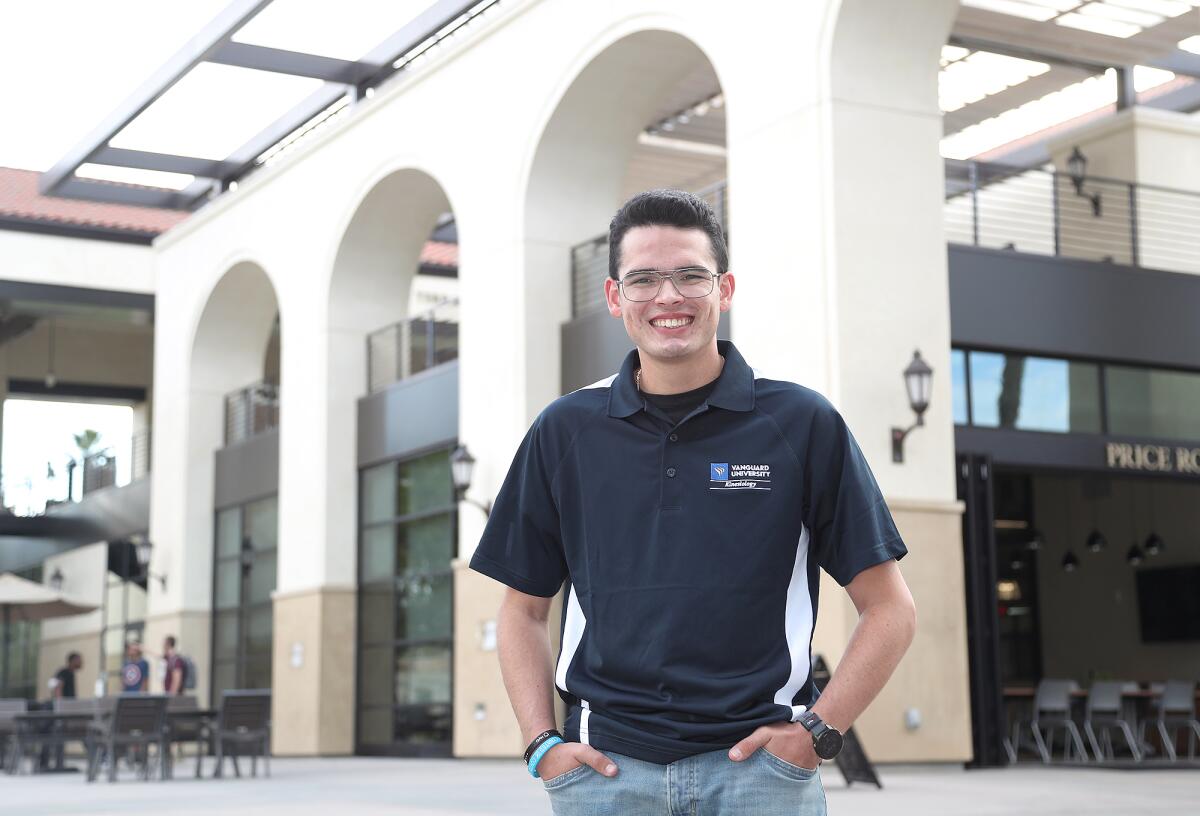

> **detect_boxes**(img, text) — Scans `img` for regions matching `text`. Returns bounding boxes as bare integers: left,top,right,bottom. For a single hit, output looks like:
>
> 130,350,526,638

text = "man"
470,189,918,812
52,652,81,700
122,641,149,693
162,636,186,695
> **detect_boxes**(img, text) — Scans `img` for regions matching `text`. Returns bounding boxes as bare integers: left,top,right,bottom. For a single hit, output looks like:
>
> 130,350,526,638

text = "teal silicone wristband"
528,735,564,778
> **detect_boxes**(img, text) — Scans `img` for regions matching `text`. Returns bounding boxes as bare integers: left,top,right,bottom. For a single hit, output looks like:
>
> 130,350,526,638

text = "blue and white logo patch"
709,462,772,491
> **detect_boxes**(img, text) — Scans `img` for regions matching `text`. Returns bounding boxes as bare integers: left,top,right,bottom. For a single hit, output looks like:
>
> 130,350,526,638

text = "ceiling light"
1180,35,1200,54
1086,528,1108,552
1078,2,1164,26
1126,542,1144,566
1056,11,1143,37
1062,550,1080,572
962,0,1060,20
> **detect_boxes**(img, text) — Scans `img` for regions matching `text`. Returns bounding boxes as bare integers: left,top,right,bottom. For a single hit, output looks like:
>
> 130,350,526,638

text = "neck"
637,343,723,395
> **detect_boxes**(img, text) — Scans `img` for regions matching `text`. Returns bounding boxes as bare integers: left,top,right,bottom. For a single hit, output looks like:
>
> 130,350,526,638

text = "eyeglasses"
617,268,722,302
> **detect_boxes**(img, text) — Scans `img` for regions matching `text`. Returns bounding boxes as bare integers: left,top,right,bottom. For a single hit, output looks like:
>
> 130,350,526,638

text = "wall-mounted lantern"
451,444,491,517
1067,146,1102,217
891,350,933,464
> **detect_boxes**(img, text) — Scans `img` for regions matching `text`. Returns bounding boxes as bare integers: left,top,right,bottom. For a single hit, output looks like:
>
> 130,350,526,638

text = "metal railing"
944,159,1200,274
224,382,280,446
366,298,460,393
130,429,151,482
570,180,730,318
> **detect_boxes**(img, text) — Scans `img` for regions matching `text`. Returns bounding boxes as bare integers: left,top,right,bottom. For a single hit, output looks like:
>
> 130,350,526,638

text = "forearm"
811,597,916,732
497,601,559,745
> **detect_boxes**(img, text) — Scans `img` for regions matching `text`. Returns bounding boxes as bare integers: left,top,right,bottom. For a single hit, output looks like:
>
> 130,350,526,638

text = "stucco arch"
521,27,727,405
190,260,280,396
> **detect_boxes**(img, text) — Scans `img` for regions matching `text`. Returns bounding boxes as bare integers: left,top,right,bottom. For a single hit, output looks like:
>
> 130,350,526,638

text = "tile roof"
0,167,189,237
420,240,458,268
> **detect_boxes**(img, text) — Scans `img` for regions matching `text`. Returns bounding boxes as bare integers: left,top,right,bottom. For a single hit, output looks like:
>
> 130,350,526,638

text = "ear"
604,277,622,318
718,271,735,312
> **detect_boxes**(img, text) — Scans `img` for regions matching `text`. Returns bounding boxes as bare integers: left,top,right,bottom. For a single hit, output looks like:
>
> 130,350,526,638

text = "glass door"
212,495,277,699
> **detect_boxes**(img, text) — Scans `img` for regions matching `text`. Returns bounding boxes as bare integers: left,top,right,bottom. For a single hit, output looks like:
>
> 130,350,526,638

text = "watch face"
815,729,844,760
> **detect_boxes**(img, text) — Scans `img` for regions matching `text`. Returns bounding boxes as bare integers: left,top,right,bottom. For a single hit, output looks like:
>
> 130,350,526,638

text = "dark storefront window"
1106,365,1200,440
1,565,42,699
211,495,277,700
357,448,455,756
951,349,968,425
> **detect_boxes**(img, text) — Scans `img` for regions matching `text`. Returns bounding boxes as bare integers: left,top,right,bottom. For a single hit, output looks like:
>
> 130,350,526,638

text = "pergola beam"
92,146,238,179
38,0,274,197
49,178,195,210
208,41,370,84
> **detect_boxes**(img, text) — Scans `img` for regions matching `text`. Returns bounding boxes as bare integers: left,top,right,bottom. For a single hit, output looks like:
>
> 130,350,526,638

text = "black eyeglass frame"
615,267,725,302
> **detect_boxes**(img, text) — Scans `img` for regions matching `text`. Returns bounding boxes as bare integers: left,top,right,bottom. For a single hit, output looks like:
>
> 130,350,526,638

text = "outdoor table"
9,710,97,774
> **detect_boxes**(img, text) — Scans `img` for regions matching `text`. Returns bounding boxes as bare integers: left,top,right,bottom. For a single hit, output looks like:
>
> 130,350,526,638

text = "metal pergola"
38,0,485,211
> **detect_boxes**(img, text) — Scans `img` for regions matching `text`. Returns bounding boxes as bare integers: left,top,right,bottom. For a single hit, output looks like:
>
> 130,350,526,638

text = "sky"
0,1,436,179
2,399,134,516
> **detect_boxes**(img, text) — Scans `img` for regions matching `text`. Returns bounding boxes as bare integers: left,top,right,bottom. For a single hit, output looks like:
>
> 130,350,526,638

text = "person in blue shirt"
470,189,917,814
121,641,149,693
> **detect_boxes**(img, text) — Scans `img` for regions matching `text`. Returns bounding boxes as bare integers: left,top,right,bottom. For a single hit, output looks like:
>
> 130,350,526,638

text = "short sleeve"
468,416,567,597
805,403,906,586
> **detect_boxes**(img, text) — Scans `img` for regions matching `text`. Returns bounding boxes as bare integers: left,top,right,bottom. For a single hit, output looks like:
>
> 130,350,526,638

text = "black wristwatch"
797,710,844,760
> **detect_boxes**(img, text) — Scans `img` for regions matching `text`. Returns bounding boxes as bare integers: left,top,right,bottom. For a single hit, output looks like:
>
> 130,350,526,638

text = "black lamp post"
891,350,933,463
1066,146,1102,217
49,568,64,592
451,444,491,517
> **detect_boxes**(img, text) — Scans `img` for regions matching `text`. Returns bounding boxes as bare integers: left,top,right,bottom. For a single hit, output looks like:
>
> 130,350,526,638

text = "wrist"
527,735,563,778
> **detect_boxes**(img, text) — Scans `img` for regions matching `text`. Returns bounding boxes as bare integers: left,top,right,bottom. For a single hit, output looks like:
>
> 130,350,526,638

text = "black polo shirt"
470,340,906,764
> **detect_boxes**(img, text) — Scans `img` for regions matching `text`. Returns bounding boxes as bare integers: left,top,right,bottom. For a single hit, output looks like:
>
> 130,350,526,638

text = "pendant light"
1062,481,1080,573
1125,482,1143,567
44,317,58,389
1085,477,1105,553
1126,543,1144,566
1143,481,1165,556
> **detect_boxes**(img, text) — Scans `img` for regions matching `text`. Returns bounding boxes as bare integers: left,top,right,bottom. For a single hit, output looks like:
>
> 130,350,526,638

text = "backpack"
179,654,198,690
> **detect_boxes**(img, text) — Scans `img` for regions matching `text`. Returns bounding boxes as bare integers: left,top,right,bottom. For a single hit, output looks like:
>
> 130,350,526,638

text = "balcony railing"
224,381,280,446
944,159,1200,274
366,298,460,393
570,180,730,318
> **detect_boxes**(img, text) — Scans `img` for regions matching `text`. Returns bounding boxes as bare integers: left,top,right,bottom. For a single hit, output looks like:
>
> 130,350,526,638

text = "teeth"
652,317,692,328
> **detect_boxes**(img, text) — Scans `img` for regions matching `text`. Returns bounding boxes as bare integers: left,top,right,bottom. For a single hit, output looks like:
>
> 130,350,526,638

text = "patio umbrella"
0,572,97,694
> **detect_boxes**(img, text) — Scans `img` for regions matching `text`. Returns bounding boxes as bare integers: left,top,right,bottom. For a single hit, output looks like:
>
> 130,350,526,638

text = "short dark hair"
165,635,176,648
608,188,728,280
67,651,80,663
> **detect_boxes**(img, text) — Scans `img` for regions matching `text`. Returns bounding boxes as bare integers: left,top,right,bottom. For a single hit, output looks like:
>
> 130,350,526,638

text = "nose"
654,275,685,306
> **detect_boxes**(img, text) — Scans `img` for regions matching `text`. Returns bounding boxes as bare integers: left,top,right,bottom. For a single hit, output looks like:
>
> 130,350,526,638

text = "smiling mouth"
650,316,693,329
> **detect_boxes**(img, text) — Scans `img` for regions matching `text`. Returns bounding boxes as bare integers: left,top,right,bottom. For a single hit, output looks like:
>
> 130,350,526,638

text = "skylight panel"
1055,11,1143,36
1105,0,1193,16
1078,1,1165,25
1021,0,1084,10
232,0,435,61
1180,35,1200,54
108,63,323,161
75,164,195,191
941,66,1177,159
939,51,1050,112
941,45,971,66
961,0,1061,20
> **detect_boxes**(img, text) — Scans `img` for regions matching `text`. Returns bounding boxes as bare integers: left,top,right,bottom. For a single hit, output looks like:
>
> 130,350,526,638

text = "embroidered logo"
710,463,772,491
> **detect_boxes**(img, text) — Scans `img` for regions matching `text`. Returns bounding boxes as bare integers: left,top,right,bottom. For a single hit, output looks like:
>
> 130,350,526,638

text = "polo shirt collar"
607,339,755,418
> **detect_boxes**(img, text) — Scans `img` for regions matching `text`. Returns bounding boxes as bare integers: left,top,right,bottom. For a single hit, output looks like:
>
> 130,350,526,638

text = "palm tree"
73,429,102,459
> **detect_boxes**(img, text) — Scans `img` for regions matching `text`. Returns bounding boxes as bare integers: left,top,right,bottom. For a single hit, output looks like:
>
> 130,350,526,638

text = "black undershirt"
641,376,720,425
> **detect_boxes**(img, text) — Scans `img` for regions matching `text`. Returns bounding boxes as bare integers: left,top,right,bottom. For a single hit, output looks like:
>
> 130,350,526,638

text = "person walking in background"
162,636,186,695
471,189,917,814
122,641,149,693
51,651,81,699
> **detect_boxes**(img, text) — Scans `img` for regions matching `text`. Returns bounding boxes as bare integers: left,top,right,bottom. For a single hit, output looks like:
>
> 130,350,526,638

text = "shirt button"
669,433,679,442
666,467,677,478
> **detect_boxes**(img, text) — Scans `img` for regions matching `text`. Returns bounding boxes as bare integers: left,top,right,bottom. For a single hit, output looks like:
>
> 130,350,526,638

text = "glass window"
1107,365,1200,440
969,351,1100,433
951,349,968,425
395,572,452,642
212,661,237,702
358,707,393,746
215,560,241,610
361,525,395,583
395,645,452,706
216,508,241,557
246,552,277,605
397,515,453,575
397,452,451,517
214,611,239,660
359,587,393,645
360,646,394,706
245,497,278,551
244,606,274,659
362,463,397,525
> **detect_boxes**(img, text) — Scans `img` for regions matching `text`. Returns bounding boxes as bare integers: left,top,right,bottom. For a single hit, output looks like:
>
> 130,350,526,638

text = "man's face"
604,225,734,365
70,655,82,670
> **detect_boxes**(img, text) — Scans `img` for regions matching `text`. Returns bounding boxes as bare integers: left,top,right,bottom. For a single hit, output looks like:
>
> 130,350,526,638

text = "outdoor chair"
1140,680,1200,761
1083,681,1141,761
164,694,209,779
211,690,271,779
0,699,27,773
84,694,169,782
1018,679,1087,763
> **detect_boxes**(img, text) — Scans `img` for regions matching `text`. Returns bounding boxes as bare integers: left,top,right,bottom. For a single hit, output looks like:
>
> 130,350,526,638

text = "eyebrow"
623,265,712,275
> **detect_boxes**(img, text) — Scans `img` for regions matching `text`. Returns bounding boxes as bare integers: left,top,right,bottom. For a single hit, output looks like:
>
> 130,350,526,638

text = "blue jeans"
542,748,827,815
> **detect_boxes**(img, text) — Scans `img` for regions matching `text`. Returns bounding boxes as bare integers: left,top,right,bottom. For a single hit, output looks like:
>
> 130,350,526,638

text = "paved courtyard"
3,757,1198,815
